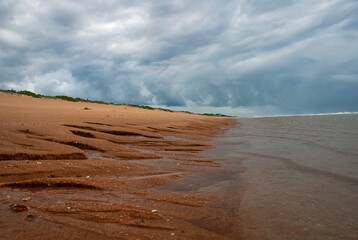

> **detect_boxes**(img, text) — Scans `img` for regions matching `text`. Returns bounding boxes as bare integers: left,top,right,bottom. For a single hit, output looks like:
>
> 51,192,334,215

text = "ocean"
206,113,358,239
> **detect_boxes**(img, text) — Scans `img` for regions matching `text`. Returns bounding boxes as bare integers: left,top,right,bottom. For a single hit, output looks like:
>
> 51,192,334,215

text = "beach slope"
0,92,235,239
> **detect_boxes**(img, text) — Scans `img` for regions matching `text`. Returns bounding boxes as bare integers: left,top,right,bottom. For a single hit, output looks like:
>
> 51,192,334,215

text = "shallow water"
208,114,358,239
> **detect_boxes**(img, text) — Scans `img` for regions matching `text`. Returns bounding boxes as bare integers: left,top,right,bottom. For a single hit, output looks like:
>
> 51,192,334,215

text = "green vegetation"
54,95,81,102
179,111,232,117
0,89,108,104
54,95,108,104
180,111,194,114
200,113,231,117
18,90,43,98
0,89,234,117
127,104,154,110
1,89,43,98
1,89,17,94
156,108,174,112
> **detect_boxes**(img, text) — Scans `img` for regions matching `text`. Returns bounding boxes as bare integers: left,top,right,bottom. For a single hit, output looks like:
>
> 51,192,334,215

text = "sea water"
209,113,358,239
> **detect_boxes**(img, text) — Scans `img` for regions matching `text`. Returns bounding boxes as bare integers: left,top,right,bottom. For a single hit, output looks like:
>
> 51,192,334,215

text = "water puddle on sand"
84,150,116,161
150,148,246,238
159,134,190,141
155,171,237,192
112,172,184,181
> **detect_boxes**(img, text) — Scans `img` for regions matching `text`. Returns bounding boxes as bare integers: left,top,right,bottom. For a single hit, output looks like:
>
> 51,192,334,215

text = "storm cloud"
1,0,357,116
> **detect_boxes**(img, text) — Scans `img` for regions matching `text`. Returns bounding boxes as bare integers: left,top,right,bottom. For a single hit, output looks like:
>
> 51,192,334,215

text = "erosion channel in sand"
0,92,237,239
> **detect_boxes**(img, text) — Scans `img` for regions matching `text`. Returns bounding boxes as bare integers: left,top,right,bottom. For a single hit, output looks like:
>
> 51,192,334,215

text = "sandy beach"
0,92,236,240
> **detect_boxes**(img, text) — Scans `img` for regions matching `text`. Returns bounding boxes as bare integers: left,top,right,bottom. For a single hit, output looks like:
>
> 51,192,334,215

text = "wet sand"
0,93,236,239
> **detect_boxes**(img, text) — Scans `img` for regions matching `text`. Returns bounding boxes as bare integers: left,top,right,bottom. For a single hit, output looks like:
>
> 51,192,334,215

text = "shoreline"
0,93,237,239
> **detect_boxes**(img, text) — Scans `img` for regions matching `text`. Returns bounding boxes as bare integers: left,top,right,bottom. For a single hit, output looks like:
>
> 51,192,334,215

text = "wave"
251,112,358,118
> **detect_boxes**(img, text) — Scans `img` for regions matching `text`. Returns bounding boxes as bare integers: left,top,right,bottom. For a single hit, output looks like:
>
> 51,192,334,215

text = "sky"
0,0,357,117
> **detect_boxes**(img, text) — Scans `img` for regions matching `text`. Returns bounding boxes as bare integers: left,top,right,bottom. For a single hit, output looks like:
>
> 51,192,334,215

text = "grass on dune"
0,89,233,117
127,104,154,110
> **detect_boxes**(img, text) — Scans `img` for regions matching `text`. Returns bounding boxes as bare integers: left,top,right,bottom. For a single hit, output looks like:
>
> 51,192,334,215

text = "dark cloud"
0,0,357,116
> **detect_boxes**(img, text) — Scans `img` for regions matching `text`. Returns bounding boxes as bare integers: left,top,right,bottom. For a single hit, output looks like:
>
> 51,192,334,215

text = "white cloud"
0,0,357,114
0,29,27,47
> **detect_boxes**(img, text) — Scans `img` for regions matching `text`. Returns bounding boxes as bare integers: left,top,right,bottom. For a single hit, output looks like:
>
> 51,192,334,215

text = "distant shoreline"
245,112,358,119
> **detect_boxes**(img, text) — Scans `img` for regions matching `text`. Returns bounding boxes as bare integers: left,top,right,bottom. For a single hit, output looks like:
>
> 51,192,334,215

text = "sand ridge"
0,92,236,239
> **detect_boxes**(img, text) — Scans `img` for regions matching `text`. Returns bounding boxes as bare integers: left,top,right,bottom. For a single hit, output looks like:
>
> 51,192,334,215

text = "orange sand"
0,92,237,239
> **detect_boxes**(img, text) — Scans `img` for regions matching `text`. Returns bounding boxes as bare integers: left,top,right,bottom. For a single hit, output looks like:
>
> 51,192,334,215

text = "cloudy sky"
0,0,357,116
